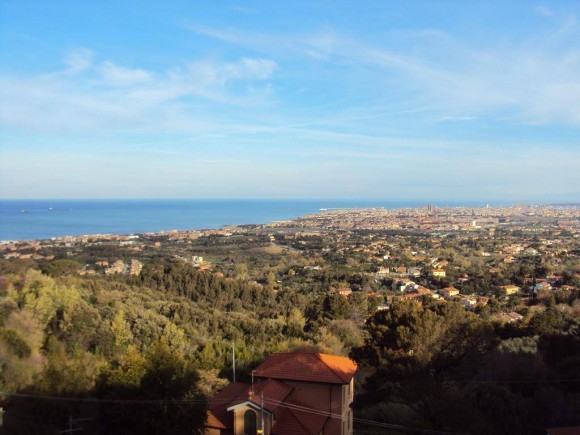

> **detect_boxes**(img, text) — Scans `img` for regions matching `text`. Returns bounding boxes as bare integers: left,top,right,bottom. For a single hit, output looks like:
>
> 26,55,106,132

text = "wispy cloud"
438,116,478,122
191,24,341,63
192,12,580,126
62,48,93,74
231,5,259,15
0,50,278,134
98,61,153,85
300,28,337,61
536,5,555,17
2,5,579,200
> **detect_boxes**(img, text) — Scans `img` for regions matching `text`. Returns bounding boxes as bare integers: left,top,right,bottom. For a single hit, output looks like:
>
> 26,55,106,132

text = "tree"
351,300,495,431
42,259,83,277
527,307,568,336
111,309,133,349
97,341,207,435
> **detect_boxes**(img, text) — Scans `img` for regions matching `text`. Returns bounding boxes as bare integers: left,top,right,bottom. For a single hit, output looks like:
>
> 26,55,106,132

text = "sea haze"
1,199,490,241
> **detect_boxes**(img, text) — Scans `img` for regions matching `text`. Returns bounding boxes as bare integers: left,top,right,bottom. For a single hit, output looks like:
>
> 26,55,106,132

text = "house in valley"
205,352,357,435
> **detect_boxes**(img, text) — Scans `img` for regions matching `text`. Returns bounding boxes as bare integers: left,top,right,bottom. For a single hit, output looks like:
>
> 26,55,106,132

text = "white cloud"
193,16,580,126
187,57,277,88
63,48,93,74
438,116,478,122
98,61,153,85
536,5,555,17
227,57,277,80
0,53,278,134
327,18,580,126
192,24,339,63
300,28,337,61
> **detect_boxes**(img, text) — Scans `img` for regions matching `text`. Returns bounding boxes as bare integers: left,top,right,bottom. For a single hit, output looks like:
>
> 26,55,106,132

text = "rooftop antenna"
232,341,236,383
248,370,256,401
260,392,264,434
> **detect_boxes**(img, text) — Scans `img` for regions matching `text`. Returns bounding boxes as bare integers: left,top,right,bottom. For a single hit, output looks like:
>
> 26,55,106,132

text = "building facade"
205,352,357,435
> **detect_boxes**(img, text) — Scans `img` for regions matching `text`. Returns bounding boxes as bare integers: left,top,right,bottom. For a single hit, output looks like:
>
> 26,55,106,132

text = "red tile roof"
206,379,294,429
229,378,293,413
205,410,226,430
254,352,356,384
206,382,247,429
271,399,329,435
206,352,357,433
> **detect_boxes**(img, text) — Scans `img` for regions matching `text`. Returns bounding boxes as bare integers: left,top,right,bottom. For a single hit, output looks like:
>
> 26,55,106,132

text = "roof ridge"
315,352,352,383
255,352,355,384
298,353,345,384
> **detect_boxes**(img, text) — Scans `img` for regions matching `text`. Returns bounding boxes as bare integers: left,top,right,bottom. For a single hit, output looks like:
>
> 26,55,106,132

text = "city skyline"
1,1,579,201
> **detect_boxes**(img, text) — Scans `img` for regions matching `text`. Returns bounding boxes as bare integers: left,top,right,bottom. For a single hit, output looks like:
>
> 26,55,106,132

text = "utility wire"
262,397,467,435
1,389,465,434
364,377,580,385
0,391,225,405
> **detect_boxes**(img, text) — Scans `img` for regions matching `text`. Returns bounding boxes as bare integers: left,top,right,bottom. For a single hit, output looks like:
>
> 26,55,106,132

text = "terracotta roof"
229,378,293,413
366,292,382,298
206,352,356,433
205,410,226,430
271,401,329,435
207,379,330,434
254,352,356,384
206,382,248,429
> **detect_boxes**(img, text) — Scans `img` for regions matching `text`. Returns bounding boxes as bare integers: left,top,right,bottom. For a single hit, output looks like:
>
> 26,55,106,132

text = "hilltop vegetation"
0,261,374,434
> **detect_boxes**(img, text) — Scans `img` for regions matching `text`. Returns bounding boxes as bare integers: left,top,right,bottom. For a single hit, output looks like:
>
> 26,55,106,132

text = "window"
244,409,257,435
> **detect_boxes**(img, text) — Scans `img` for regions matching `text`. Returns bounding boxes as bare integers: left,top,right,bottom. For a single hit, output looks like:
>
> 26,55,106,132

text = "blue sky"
1,1,579,201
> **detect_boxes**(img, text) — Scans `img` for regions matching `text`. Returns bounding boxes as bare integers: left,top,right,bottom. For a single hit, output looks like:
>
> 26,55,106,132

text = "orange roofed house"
205,352,357,435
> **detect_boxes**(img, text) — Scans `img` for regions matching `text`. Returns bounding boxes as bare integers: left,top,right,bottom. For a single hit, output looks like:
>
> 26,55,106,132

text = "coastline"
1,202,578,245
0,199,443,242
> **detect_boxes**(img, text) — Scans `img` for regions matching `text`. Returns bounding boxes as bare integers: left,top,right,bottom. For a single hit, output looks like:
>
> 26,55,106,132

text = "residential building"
439,287,460,299
500,285,520,296
492,312,524,324
395,285,435,302
129,259,143,276
395,279,416,293
336,288,353,298
431,268,446,278
408,267,422,278
458,295,477,309
533,282,553,292
205,352,357,435
105,260,126,275
394,266,408,275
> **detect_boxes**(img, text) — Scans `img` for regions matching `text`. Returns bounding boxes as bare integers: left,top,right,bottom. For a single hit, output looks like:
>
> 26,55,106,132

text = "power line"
0,391,224,405
269,399,466,435
444,378,580,384
367,377,580,385
262,397,467,435
1,389,466,434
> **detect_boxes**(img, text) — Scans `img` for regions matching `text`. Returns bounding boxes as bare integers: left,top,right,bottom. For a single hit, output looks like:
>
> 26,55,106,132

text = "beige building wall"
232,404,272,435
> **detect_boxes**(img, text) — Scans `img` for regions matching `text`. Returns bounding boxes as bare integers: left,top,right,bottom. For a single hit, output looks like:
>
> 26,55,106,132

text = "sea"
0,199,484,241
